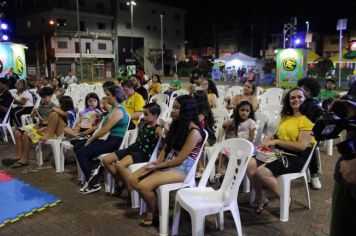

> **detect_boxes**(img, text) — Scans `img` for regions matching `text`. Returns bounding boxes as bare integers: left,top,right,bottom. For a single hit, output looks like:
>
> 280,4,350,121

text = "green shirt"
170,79,181,89
317,90,339,102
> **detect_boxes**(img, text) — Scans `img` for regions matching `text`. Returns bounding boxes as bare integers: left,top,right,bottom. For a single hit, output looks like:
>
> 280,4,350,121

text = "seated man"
131,74,148,102
0,78,14,122
121,80,145,129
317,79,340,102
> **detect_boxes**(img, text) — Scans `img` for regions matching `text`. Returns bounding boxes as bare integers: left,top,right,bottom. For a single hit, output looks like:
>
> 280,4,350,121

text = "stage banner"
276,49,304,88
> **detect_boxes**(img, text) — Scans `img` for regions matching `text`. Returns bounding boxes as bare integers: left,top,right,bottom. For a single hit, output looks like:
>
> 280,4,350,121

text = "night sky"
152,0,356,47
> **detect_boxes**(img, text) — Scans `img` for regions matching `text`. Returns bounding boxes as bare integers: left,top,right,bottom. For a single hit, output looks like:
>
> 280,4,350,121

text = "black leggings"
11,106,34,127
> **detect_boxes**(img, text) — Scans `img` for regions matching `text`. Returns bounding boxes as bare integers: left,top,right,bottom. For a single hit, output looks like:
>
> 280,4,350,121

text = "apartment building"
14,0,186,79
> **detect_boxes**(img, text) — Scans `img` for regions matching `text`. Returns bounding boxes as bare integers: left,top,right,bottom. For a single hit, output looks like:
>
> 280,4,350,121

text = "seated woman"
10,87,73,168
127,95,204,227
247,87,315,214
64,92,102,140
226,81,259,111
202,79,219,108
148,74,161,97
11,79,34,127
101,102,162,197
74,85,129,194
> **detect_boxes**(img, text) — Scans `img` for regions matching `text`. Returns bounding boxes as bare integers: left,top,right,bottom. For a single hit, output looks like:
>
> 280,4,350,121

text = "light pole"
160,13,164,76
174,54,177,73
127,1,136,66
305,21,310,48
76,0,83,80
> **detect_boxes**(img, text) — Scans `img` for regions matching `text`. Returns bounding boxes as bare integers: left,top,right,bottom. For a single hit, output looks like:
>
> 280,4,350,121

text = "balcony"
54,28,115,40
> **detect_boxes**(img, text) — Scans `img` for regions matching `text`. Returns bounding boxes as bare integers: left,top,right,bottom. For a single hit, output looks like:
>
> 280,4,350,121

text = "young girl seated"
148,74,161,97
217,100,256,178
64,92,102,139
100,103,162,196
127,95,204,227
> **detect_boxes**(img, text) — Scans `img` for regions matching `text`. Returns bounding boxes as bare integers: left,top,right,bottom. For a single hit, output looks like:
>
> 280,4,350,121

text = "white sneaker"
79,184,101,194
311,177,321,189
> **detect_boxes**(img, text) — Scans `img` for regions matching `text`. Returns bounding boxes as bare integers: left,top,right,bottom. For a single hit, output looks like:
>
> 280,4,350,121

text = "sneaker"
87,164,105,187
79,182,88,192
311,177,321,189
79,184,101,194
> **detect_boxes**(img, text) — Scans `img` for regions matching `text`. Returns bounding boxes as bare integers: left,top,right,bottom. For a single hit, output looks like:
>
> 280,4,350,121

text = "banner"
276,49,304,88
0,43,27,80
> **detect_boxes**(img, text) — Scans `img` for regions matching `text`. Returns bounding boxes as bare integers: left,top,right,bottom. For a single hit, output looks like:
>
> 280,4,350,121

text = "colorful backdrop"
276,49,305,88
0,43,27,80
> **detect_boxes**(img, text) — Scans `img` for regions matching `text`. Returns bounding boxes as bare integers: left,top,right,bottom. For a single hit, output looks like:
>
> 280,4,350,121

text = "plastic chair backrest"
1,102,13,125
170,89,189,101
150,94,170,104
254,112,269,146
182,129,209,185
212,108,230,142
156,102,169,119
226,86,243,98
300,143,318,173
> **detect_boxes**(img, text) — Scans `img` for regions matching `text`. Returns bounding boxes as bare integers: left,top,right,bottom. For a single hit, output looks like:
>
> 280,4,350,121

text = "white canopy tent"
215,52,262,70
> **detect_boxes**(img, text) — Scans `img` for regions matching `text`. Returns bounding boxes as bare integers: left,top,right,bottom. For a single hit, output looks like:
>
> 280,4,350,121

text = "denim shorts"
173,157,195,176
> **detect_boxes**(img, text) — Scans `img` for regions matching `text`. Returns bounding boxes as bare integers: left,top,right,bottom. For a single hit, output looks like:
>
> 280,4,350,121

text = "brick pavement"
0,140,337,236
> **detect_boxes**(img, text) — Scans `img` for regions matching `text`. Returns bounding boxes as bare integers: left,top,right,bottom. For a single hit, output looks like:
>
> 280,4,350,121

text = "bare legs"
128,168,185,223
42,112,65,140
13,130,31,165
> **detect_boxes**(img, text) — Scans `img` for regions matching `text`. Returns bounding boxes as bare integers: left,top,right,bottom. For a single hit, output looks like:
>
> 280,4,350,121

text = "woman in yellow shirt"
148,74,161,97
247,87,315,214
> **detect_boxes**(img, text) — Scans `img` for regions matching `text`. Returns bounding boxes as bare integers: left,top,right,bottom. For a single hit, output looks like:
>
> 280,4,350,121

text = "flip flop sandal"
139,219,154,227
11,162,29,168
2,159,20,167
255,199,269,215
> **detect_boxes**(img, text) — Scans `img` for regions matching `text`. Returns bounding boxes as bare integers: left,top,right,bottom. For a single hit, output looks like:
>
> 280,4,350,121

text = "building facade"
14,0,186,79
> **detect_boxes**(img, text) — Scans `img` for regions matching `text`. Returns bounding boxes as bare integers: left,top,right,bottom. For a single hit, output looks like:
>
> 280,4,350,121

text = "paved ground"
0,140,338,236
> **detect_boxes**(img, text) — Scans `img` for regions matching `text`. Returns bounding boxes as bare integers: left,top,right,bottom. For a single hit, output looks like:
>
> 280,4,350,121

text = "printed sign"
276,49,304,88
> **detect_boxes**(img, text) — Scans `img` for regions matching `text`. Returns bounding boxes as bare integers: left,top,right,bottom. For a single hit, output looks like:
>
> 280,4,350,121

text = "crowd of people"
0,69,354,234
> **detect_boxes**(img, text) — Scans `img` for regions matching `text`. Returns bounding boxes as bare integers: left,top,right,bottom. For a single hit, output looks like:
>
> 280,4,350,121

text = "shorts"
172,157,195,176
265,147,313,175
115,146,148,164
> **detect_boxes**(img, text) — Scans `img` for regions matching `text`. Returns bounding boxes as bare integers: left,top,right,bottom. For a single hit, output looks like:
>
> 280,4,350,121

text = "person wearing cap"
317,79,340,102
74,85,130,194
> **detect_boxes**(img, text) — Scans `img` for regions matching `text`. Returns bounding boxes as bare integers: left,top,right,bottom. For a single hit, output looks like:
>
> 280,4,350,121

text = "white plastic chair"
225,86,243,99
156,102,169,120
0,102,15,144
211,108,230,143
149,94,170,105
258,88,284,110
156,129,208,235
127,138,162,208
250,143,318,222
172,138,254,236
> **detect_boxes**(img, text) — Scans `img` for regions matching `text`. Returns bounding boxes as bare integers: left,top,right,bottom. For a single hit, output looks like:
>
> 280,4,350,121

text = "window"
153,26,157,31
85,42,91,53
152,9,156,14
119,3,129,11
57,41,68,49
96,2,105,9
98,43,106,50
174,14,181,21
146,25,151,31
57,18,67,27
126,23,131,29
80,21,85,31
176,29,181,36
26,20,31,28
97,23,106,30
330,39,339,45
79,0,86,7
75,42,80,53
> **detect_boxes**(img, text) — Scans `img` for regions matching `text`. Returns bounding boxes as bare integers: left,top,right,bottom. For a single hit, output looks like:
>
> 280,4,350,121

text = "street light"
305,21,310,48
127,1,136,66
160,13,164,76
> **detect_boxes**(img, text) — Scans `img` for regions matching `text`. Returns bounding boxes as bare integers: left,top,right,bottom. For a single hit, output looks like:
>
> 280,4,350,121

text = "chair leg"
157,188,170,235
131,190,140,208
191,212,205,236
51,142,62,173
249,188,256,205
2,126,8,142
242,174,250,193
315,147,322,175
6,123,15,144
36,144,43,167
303,174,311,209
326,139,333,156
230,203,242,236
278,178,291,222
172,200,182,236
